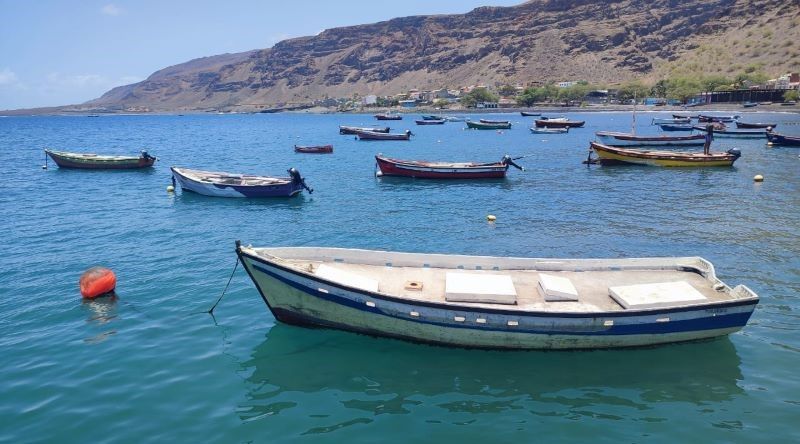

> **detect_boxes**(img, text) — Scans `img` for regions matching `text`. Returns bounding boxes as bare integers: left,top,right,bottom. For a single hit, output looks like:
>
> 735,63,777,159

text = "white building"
362,95,377,105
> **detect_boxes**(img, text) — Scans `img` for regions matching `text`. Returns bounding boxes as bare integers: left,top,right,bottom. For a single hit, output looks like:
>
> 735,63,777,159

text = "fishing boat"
590,142,741,167
534,119,585,128
766,132,800,146
44,149,156,169
339,125,390,135
673,114,698,120
691,126,767,138
421,115,445,120
742,102,758,108
466,120,511,130
356,130,412,141
735,121,777,129
651,117,690,125
698,114,739,123
235,243,759,350
375,113,402,121
479,118,511,124
530,127,569,134
520,111,541,117
659,124,694,132
170,167,312,197
415,119,446,125
294,144,333,154
443,116,466,122
375,154,523,179
595,131,705,146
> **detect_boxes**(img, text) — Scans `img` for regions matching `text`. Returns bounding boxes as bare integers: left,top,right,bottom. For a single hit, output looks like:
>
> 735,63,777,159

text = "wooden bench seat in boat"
315,264,380,293
444,272,517,305
537,273,579,301
609,281,707,309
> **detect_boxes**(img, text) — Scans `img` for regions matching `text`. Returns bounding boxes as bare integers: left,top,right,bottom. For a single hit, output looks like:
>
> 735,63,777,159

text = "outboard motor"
406,130,413,137
501,155,525,171
726,148,742,159
141,150,154,160
287,168,313,194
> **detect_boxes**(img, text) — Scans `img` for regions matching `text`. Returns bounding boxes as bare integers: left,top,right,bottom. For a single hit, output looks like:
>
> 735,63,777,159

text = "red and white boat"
375,154,523,179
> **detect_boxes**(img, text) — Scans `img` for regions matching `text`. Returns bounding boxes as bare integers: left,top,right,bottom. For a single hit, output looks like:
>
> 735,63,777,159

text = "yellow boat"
590,142,741,167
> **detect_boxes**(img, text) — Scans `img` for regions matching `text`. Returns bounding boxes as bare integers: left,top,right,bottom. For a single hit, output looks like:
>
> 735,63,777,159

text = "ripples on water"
0,112,798,442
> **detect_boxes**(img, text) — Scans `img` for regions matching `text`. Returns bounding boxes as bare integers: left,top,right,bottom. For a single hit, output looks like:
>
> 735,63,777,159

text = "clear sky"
0,0,523,110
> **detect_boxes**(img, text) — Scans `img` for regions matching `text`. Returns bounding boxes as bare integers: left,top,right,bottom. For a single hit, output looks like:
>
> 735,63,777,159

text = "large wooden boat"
595,131,705,146
415,119,446,125
590,142,741,167
534,119,585,128
375,113,402,121
294,144,333,154
170,167,312,197
735,121,777,129
236,243,759,350
766,132,800,146
44,149,156,169
691,126,767,138
375,154,523,179
467,120,511,130
339,125,389,135
356,130,412,141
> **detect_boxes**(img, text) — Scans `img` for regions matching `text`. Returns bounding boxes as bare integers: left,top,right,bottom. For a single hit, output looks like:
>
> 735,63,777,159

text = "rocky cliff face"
86,0,799,111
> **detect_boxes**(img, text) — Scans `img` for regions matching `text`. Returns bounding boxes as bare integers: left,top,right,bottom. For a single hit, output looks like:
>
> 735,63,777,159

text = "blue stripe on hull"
212,183,302,197
250,262,754,337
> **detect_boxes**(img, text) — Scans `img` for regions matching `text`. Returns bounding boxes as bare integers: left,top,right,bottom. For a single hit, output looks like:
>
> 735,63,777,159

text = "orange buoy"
79,267,117,299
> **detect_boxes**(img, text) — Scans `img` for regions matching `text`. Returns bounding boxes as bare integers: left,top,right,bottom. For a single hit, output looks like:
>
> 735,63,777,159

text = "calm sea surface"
1,111,798,443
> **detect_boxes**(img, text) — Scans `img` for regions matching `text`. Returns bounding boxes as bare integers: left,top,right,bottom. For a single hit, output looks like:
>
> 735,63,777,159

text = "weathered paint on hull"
46,154,155,169
239,255,755,350
376,158,507,179
594,150,737,167
172,173,303,197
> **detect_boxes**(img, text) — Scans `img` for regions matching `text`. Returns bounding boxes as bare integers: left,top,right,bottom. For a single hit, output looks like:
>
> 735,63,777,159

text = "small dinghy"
339,125,390,135
692,126,768,138
466,120,511,130
534,119,585,128
294,144,333,154
235,243,759,350
170,167,312,197
651,117,691,125
44,149,156,169
520,111,541,116
659,124,694,132
530,127,569,134
375,113,402,121
415,119,446,125
356,130,412,141
735,121,777,129
375,154,523,179
766,132,800,146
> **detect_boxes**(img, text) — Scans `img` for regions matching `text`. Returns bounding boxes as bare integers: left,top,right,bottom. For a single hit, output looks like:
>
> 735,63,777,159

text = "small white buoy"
753,174,764,182
767,142,773,146
487,214,496,222
167,185,175,192
42,165,47,169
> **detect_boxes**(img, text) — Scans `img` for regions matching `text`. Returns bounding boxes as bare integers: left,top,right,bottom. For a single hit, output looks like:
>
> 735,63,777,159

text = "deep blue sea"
1,111,798,443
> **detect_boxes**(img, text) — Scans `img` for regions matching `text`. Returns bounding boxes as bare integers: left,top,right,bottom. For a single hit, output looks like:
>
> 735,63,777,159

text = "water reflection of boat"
238,324,743,422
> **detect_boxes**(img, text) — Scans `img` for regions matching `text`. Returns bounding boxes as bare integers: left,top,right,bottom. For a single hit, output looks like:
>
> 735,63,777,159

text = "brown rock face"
86,0,799,111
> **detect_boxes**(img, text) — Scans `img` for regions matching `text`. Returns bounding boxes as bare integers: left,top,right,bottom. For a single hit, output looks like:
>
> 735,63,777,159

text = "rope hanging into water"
207,257,239,315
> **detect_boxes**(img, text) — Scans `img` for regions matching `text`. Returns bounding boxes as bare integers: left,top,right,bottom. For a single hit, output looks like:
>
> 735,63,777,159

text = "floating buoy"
487,214,497,222
42,165,47,169
166,185,175,193
754,174,764,182
79,267,117,299
767,142,773,146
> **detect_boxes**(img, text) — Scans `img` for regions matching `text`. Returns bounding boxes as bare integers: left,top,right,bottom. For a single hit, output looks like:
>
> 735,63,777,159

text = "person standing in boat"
703,123,714,155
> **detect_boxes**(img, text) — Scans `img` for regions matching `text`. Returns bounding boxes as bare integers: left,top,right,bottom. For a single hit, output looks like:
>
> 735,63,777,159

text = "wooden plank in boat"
537,273,579,301
315,264,379,293
609,281,706,309
445,272,517,305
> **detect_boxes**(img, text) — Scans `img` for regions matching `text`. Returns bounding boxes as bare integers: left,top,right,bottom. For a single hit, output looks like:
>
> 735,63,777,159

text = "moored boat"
340,125,390,135
590,142,741,167
698,114,739,123
442,116,466,122
534,119,585,128
742,102,758,108
735,121,777,129
415,119,446,125
520,111,541,117
375,154,523,179
530,127,569,134
44,149,156,169
692,126,767,138
766,132,800,146
479,118,511,124
236,243,759,350
356,130,412,141
595,131,705,146
466,120,511,130
673,114,698,120
651,117,691,125
421,115,445,120
375,113,402,121
659,124,694,132
294,144,333,154
170,167,312,197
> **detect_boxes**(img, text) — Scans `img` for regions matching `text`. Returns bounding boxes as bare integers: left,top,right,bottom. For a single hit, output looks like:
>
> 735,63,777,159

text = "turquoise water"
1,112,798,443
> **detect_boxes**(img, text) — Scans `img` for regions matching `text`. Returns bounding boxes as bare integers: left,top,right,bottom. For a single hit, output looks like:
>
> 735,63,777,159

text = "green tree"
461,88,499,108
665,77,702,103
432,98,450,109
516,87,547,106
557,84,590,104
497,84,518,97
785,90,799,102
616,81,650,102
701,75,732,92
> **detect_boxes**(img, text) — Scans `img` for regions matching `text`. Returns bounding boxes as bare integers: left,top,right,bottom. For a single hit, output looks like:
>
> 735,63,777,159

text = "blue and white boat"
171,167,311,198
651,117,691,125
236,244,759,350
